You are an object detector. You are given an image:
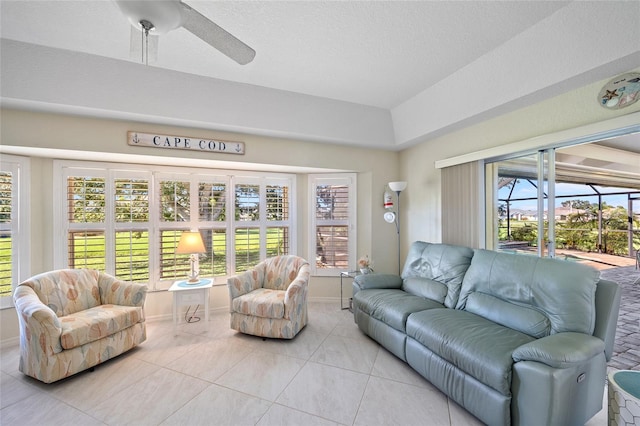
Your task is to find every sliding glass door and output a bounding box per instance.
[487,149,556,258]
[487,144,640,260]
[629,197,640,258]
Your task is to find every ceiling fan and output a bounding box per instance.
[114,0,256,65]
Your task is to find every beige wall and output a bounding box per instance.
[399,70,640,258]
[0,109,402,341]
[2,69,640,342]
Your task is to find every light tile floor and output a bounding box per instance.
[1,302,609,425]
[600,266,640,371]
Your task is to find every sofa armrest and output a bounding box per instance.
[353,274,402,291]
[512,332,605,368]
[98,273,147,307]
[593,279,621,361]
[13,285,63,355]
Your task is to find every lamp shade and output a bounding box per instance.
[176,231,206,254]
[388,181,407,192]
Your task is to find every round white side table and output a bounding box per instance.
[608,370,640,425]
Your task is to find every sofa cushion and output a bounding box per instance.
[354,289,443,333]
[21,269,102,316]
[457,249,599,335]
[60,304,144,350]
[406,308,534,395]
[402,277,447,304]
[401,241,474,308]
[232,288,285,319]
[263,256,308,291]
[466,292,550,338]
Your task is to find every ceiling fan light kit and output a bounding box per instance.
[115,1,183,34]
[115,0,255,65]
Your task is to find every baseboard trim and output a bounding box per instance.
[144,297,341,323]
[1,336,19,348]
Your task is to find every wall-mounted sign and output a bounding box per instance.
[127,131,245,155]
[598,72,640,110]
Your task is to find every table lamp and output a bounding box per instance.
[176,230,206,283]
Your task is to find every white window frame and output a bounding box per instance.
[112,170,153,282]
[263,176,295,258]
[308,173,357,276]
[230,175,296,273]
[54,160,296,290]
[0,154,30,309]
[193,174,231,279]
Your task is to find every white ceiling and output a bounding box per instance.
[1,0,639,150]
[0,0,573,109]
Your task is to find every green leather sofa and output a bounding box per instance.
[352,241,621,426]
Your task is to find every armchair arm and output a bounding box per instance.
[284,264,310,320]
[512,332,605,368]
[227,267,264,299]
[98,273,147,307]
[13,285,63,355]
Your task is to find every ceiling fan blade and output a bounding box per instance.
[180,2,256,65]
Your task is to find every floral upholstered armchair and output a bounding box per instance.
[13,269,147,383]
[227,255,310,339]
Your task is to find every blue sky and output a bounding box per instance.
[499,181,640,214]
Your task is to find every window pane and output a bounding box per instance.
[67,177,106,223]
[316,184,349,220]
[266,185,289,221]
[68,231,106,270]
[159,230,191,279]
[0,231,11,297]
[60,165,296,288]
[198,229,227,277]
[160,181,190,222]
[235,227,260,271]
[115,179,149,222]
[267,227,289,257]
[0,172,11,224]
[315,225,349,269]
[115,231,150,282]
[199,182,226,221]
[0,172,12,297]
[235,184,259,221]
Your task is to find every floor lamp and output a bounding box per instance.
[388,181,407,275]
